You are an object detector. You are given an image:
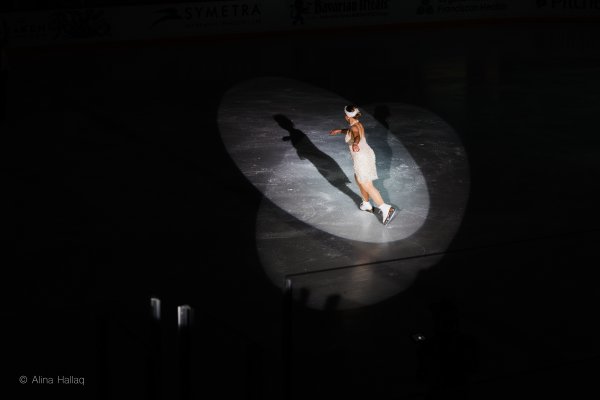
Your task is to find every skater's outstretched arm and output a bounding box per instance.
[329,128,348,135]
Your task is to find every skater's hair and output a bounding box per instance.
[344,105,362,119]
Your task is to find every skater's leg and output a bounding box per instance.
[355,174,374,212]
[361,180,397,225]
[360,180,384,207]
[355,174,370,202]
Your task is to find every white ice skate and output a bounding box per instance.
[378,204,398,226]
[359,201,374,213]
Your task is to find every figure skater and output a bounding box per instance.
[329,105,397,225]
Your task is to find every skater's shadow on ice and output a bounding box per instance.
[275,114,361,206]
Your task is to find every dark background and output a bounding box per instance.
[4,2,600,399]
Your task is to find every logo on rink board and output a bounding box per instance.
[289,0,391,24]
[50,9,111,39]
[537,0,600,8]
[417,0,435,14]
[416,0,508,15]
[151,1,261,29]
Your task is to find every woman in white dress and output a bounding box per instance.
[329,105,397,225]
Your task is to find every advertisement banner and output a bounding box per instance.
[1,1,599,48]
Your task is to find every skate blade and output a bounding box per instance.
[382,207,398,226]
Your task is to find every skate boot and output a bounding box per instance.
[378,203,398,226]
[359,201,374,213]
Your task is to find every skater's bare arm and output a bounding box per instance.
[329,128,349,135]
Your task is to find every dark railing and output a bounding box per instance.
[94,295,266,400]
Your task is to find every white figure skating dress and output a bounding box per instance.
[345,126,378,182]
